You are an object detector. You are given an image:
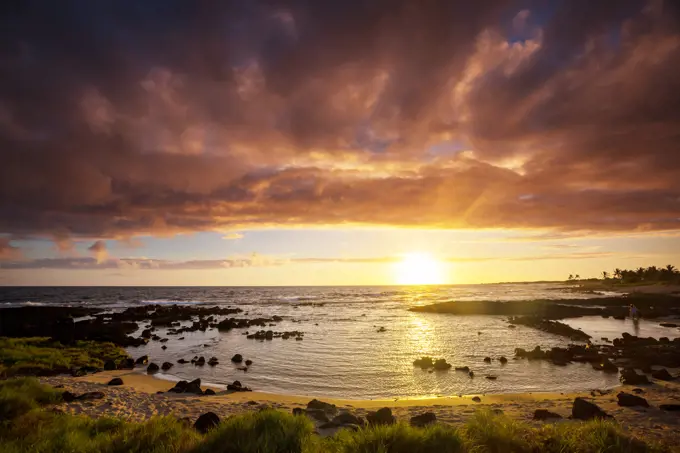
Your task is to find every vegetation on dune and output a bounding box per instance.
[0,337,129,378]
[0,378,662,453]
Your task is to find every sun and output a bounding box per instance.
[394,253,446,285]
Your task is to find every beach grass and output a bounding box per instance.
[0,378,661,453]
[0,337,129,377]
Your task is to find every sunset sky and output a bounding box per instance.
[1,1,679,286]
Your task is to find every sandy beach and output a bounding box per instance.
[41,370,680,449]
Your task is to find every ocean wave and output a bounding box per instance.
[138,299,206,306]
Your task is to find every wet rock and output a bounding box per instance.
[231,354,243,363]
[161,362,173,371]
[204,389,216,396]
[472,396,481,402]
[186,379,203,394]
[617,392,649,407]
[455,366,470,372]
[413,357,434,369]
[651,368,675,381]
[161,345,167,350]
[135,355,148,365]
[485,375,498,380]
[660,323,678,328]
[178,337,185,340]
[160,338,168,343]
[592,359,618,373]
[147,363,159,373]
[483,357,492,363]
[499,356,508,364]
[533,409,562,420]
[107,378,123,386]
[366,407,395,426]
[306,409,330,422]
[236,366,248,371]
[118,358,135,369]
[333,412,364,426]
[141,329,152,339]
[433,359,452,370]
[410,412,437,427]
[195,356,206,366]
[572,398,612,420]
[194,412,220,433]
[245,359,253,366]
[292,408,305,416]
[469,371,474,378]
[103,360,116,371]
[227,380,252,392]
[377,327,386,332]
[620,369,650,385]
[168,381,188,393]
[177,359,189,364]
[77,391,105,401]
[660,404,680,411]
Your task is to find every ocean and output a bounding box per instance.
[1,284,676,399]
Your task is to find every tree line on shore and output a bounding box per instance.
[567,265,679,284]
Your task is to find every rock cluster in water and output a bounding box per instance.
[413,357,452,370]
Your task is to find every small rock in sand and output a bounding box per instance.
[410,412,437,427]
[617,392,649,407]
[572,397,612,420]
[107,378,123,386]
[533,409,562,420]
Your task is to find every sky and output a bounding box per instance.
[1,0,679,286]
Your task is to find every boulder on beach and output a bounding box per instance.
[617,392,649,407]
[306,409,330,422]
[62,391,77,402]
[651,368,675,381]
[194,412,220,433]
[307,399,337,414]
[135,355,148,365]
[161,362,173,371]
[332,412,364,426]
[186,379,203,394]
[231,354,243,363]
[227,380,252,392]
[204,389,216,395]
[366,407,395,426]
[118,358,135,369]
[107,378,123,386]
[77,391,105,401]
[147,363,159,373]
[533,409,562,420]
[620,368,650,385]
[472,396,481,402]
[572,398,612,420]
[410,412,436,427]
[168,381,188,393]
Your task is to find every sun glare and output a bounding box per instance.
[394,253,446,285]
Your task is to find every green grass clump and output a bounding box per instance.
[0,379,663,453]
[0,377,63,422]
[0,337,129,377]
[197,409,317,453]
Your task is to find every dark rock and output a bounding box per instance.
[135,355,148,365]
[245,359,253,366]
[660,323,678,328]
[118,358,135,369]
[485,375,498,380]
[472,396,481,402]
[227,380,252,392]
[141,329,152,338]
[455,366,470,372]
[107,378,123,386]
[469,371,474,378]
[413,357,434,368]
[177,359,189,364]
[194,412,220,433]
[161,345,167,350]
[231,354,243,363]
[160,338,168,343]
[62,391,77,402]
[410,412,436,427]
[77,391,105,401]
[433,359,451,370]
[483,357,492,363]
[292,407,305,416]
[147,363,160,373]
[306,409,330,422]
[307,399,337,414]
[592,359,618,373]
[617,392,649,407]
[186,379,203,394]
[195,356,206,366]
[161,362,173,371]
[208,357,219,366]
[660,404,680,411]
[104,360,116,371]
[178,337,185,340]
[572,398,612,420]
[204,389,216,396]
[168,381,188,393]
[377,326,386,332]
[651,368,675,381]
[333,412,364,426]
[533,409,562,420]
[620,369,650,385]
[641,364,653,374]
[366,407,395,425]
[499,356,508,364]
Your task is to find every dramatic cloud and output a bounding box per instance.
[87,240,108,263]
[1,0,679,242]
[0,238,21,260]
[223,232,245,240]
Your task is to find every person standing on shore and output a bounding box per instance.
[629,304,640,320]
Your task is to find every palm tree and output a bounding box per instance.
[613,268,622,280]
[602,271,609,280]
[568,274,574,281]
[575,274,581,281]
